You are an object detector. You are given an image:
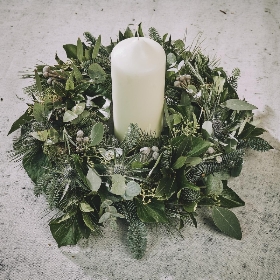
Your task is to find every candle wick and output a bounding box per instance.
[138,33,139,40]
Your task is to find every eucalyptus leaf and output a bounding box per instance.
[212,206,242,240]
[111,174,126,196]
[86,168,101,192]
[125,181,141,198]
[222,99,258,111]
[202,121,213,136]
[63,110,78,122]
[90,122,104,146]
[72,102,85,115]
[167,53,176,65]
[98,212,111,223]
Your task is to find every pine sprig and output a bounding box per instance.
[238,137,273,152]
[117,201,147,259]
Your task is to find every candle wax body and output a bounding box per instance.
[111,37,166,141]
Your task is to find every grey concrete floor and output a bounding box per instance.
[1,0,280,279]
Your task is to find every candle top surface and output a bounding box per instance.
[111,37,166,73]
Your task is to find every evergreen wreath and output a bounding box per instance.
[9,24,273,259]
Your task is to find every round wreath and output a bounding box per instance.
[9,24,272,259]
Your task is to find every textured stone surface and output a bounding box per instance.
[1,1,280,279]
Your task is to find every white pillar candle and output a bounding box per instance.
[111,37,166,141]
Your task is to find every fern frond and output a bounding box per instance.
[228,68,240,90]
[148,27,162,44]
[83,32,96,46]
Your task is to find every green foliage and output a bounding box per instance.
[9,25,272,258]
[212,206,242,240]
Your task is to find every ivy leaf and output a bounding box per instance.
[63,44,78,59]
[8,109,32,135]
[222,99,257,111]
[111,174,126,196]
[82,212,99,232]
[212,206,242,240]
[23,150,49,184]
[90,122,104,146]
[219,184,245,208]
[92,35,101,60]
[86,168,101,192]
[88,63,106,84]
[135,198,168,223]
[155,176,177,199]
[49,215,83,247]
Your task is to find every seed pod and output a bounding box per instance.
[47,78,52,85]
[140,147,151,155]
[174,81,181,87]
[43,65,50,73]
[152,151,159,160]
[151,146,159,152]
[43,72,49,78]
[76,130,84,137]
[83,137,89,143]
[76,137,83,143]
